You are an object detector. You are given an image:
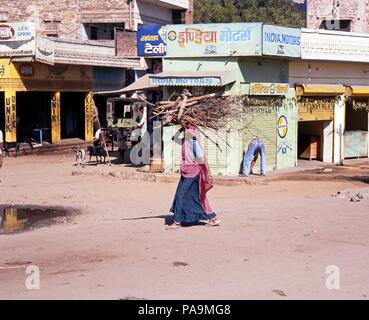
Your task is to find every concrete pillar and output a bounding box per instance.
[333,95,346,164]
[322,120,333,163]
[185,0,194,24]
[51,92,61,144]
[367,111,369,157]
[227,128,241,175]
[4,89,16,143]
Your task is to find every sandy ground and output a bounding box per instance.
[0,153,369,300]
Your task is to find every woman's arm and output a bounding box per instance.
[172,126,184,143]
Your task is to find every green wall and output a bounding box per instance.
[161,57,297,176]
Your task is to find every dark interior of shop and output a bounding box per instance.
[346,100,368,131]
[298,121,325,161]
[60,92,85,140]
[0,92,4,137]
[16,92,52,144]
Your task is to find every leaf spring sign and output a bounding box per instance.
[166,22,262,57]
[0,22,36,56]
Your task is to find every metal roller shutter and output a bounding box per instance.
[164,125,229,175]
[242,102,277,173]
[201,129,228,176]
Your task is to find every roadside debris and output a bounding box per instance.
[172,261,189,267]
[272,289,287,297]
[331,189,369,202]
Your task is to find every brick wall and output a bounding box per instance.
[115,29,137,57]
[0,0,132,40]
[185,0,193,24]
[307,0,369,33]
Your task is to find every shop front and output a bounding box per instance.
[158,71,238,175]
[159,22,300,176]
[0,58,95,144]
[344,86,369,159]
[296,84,345,163]
[243,83,297,173]
[160,78,297,176]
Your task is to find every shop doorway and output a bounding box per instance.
[16,92,52,143]
[60,92,85,140]
[345,99,369,158]
[298,120,333,162]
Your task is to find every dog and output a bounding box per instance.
[3,138,35,157]
[74,149,86,168]
[87,146,107,164]
[3,142,21,157]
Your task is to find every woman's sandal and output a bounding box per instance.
[206,218,222,227]
[166,222,181,230]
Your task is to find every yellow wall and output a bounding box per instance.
[0,58,93,92]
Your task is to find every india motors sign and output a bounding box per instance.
[262,25,301,58]
[0,22,36,57]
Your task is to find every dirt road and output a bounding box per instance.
[0,154,369,299]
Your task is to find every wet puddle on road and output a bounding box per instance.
[0,205,74,235]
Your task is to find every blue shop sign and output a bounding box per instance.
[137,24,166,57]
[149,77,222,86]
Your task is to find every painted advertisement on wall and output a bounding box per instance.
[262,25,301,58]
[137,24,166,57]
[250,83,290,95]
[166,22,262,57]
[35,37,55,65]
[277,98,298,169]
[0,22,36,56]
[0,58,93,91]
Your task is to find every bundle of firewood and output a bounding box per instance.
[153,91,243,130]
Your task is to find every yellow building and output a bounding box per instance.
[0,58,96,144]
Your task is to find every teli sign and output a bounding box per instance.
[137,24,166,57]
[0,22,36,56]
[166,22,263,57]
[262,25,301,58]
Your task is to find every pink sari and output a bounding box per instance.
[180,126,214,215]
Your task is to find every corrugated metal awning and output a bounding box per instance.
[345,86,369,97]
[94,74,158,95]
[296,84,345,96]
[94,70,238,95]
[149,71,237,87]
[11,56,35,63]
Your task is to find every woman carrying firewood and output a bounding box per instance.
[166,123,221,229]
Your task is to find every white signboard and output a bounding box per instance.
[35,37,55,65]
[0,22,36,56]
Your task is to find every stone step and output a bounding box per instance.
[3,141,91,157]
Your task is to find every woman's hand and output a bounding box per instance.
[209,175,214,185]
